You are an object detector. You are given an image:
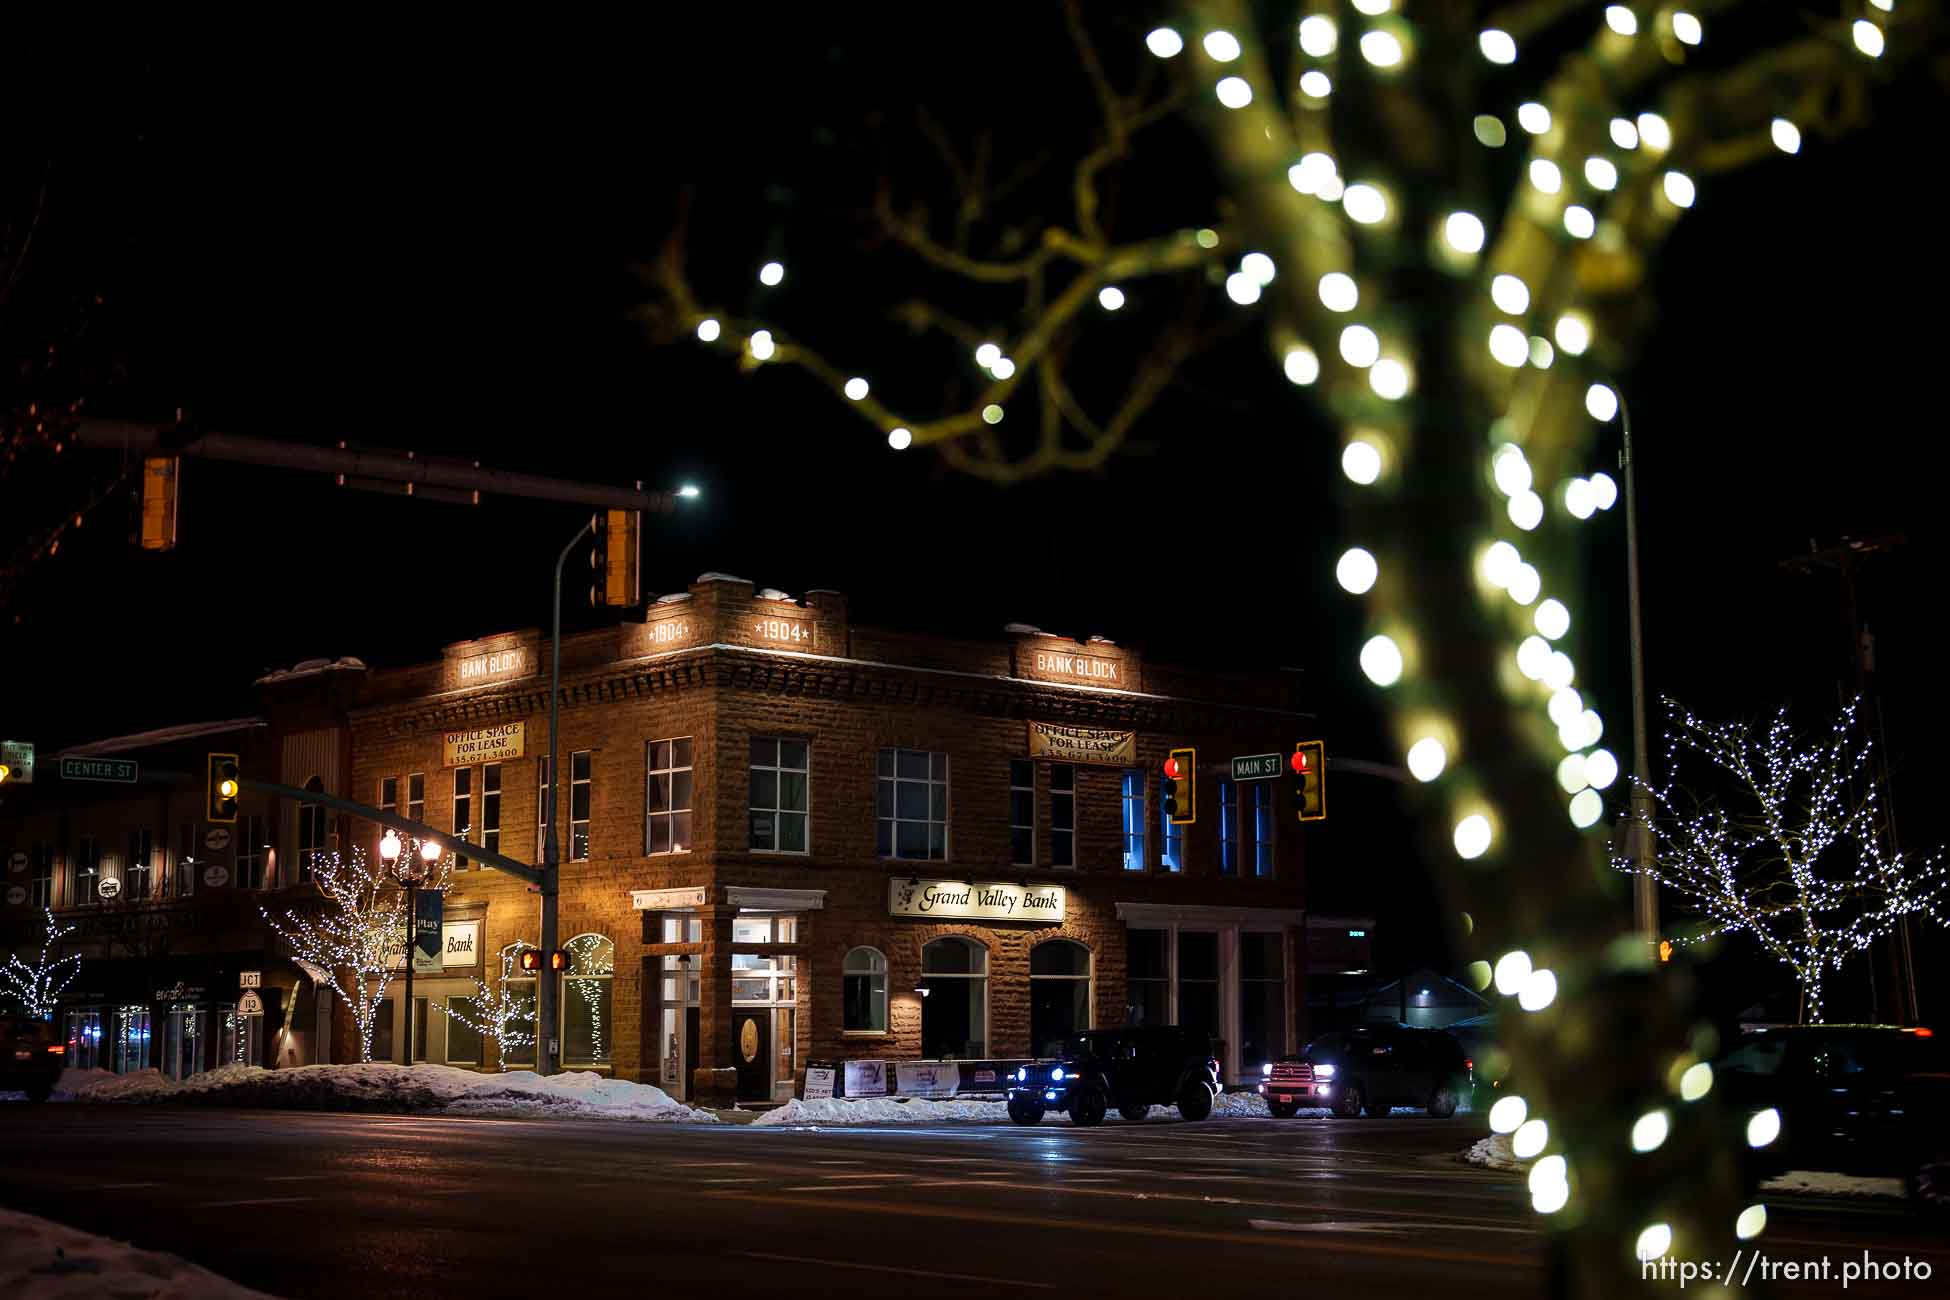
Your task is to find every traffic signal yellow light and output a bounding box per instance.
[590,509,641,608]
[1162,747,1196,824]
[208,752,240,823]
[1291,740,1326,821]
[140,456,180,552]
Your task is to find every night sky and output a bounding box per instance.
[6,12,1948,1006]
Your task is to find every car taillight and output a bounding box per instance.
[47,1044,64,1055]
[1906,1027,1935,1038]
[1464,1057,1474,1070]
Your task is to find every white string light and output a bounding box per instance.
[1145,28,1184,58]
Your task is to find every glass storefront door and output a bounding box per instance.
[164,1003,208,1080]
[731,912,798,1101]
[112,1006,151,1074]
[65,1008,104,1070]
[660,915,703,1096]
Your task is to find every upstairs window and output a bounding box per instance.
[1050,765,1075,868]
[1159,789,1184,873]
[645,739,694,855]
[125,829,153,900]
[750,738,809,853]
[1120,769,1147,871]
[482,763,502,855]
[569,751,592,861]
[1009,760,1036,866]
[877,748,947,860]
[452,767,473,869]
[297,776,328,881]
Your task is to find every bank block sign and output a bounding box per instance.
[889,878,1066,923]
[442,722,524,768]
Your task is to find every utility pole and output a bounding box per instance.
[1781,534,1916,1022]
[538,519,593,1077]
[1620,396,1659,945]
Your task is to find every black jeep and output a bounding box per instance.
[1006,1026,1219,1126]
[1,1016,63,1103]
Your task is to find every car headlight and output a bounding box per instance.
[1015,1067,1027,1082]
[1262,1063,1274,1078]
[1314,1063,1336,1079]
[1051,1066,1066,1082]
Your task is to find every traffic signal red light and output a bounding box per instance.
[1291,740,1326,822]
[1162,747,1196,824]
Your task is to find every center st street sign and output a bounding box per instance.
[1230,753,1283,781]
[59,756,139,784]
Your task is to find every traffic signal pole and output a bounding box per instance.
[539,518,593,1077]
[1621,396,1660,946]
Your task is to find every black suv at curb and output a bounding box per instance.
[1006,1026,1220,1126]
[1263,1024,1470,1118]
[2,1016,63,1103]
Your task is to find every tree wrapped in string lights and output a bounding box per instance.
[1,909,79,1019]
[433,942,537,1071]
[647,1,1943,1289]
[1620,697,1948,1024]
[262,840,454,1063]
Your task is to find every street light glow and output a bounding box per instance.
[677,484,702,500]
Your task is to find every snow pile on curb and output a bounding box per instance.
[1757,1170,1907,1199]
[1464,1132,1525,1172]
[0,1205,276,1299]
[51,1064,716,1122]
[1464,1131,1906,1199]
[752,1089,1286,1126]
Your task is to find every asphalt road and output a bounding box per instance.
[0,1106,1942,1298]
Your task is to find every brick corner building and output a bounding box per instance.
[324,573,1370,1100]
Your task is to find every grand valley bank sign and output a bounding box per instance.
[888,878,1066,923]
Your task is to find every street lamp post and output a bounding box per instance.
[385,834,441,1065]
[1620,396,1659,945]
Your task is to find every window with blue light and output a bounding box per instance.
[1252,781,1274,877]
[1159,792,1184,872]
[1120,770,1147,870]
[1218,780,1238,875]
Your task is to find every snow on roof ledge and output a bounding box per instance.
[1004,622,1044,635]
[254,656,369,687]
[654,591,692,604]
[62,717,268,757]
[755,588,794,602]
[696,571,752,585]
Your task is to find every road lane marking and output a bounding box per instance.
[192,1196,315,1209]
[696,1177,764,1184]
[735,1250,1054,1289]
[706,1192,1535,1268]
[1252,1218,1535,1237]
[97,1182,164,1190]
[264,1175,330,1182]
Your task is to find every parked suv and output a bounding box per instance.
[1006,1026,1220,1126]
[2,1016,63,1103]
[1263,1024,1470,1118]
[1716,1024,1950,1207]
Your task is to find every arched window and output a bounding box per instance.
[499,943,538,1068]
[1030,940,1092,1057]
[920,937,987,1059]
[297,776,328,882]
[842,947,888,1033]
[563,933,613,1067]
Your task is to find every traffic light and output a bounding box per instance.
[140,455,180,552]
[1658,939,1673,964]
[1162,747,1196,824]
[0,763,10,784]
[549,949,569,972]
[1291,740,1326,822]
[590,509,642,608]
[207,753,240,824]
[519,948,542,973]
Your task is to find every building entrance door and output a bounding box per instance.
[732,1010,770,1101]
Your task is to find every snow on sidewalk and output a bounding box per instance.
[1463,1131,1908,1199]
[50,1063,717,1123]
[0,1205,277,1299]
[752,1089,1286,1126]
